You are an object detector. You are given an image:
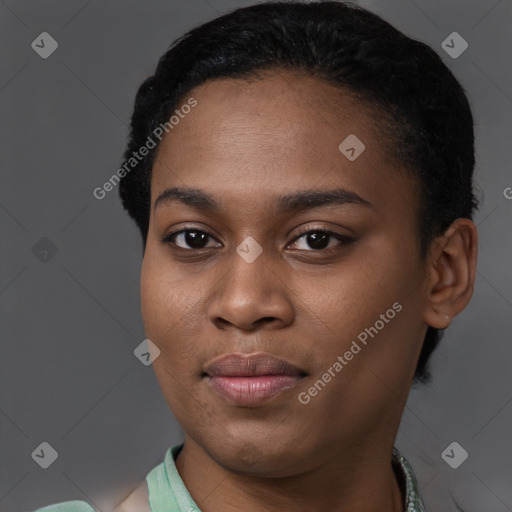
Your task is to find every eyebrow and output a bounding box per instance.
[153,186,373,215]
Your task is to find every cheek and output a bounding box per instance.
[140,248,200,365]
[298,248,417,339]
[295,243,424,386]
[140,251,205,415]
[140,253,169,340]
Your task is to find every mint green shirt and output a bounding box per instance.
[34,444,426,511]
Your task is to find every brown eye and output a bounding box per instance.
[289,228,354,251]
[163,229,220,250]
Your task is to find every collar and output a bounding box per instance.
[392,447,427,511]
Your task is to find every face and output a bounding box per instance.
[141,70,430,477]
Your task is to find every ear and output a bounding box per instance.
[422,218,478,329]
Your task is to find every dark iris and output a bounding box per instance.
[307,231,330,249]
[184,230,209,249]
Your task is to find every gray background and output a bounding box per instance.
[0,0,510,511]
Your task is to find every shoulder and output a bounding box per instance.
[31,480,150,512]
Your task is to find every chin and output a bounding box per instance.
[203,437,307,478]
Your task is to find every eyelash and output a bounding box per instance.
[161,226,354,253]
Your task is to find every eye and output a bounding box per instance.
[162,228,221,250]
[288,227,354,251]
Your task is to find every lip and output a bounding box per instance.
[203,352,307,406]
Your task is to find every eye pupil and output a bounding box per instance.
[307,232,329,249]
[185,230,208,248]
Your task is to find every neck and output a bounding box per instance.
[175,437,404,512]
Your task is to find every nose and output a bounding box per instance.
[208,247,294,332]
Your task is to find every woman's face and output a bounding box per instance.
[141,71,430,476]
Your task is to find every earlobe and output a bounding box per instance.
[422,218,478,330]
[429,309,451,329]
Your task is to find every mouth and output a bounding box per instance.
[202,352,308,406]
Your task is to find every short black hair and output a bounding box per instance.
[119,0,479,383]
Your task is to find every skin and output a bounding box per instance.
[138,70,478,512]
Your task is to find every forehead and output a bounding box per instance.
[150,71,415,219]
[159,71,380,157]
